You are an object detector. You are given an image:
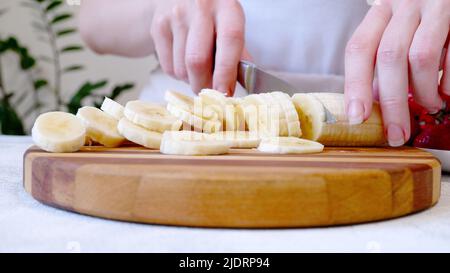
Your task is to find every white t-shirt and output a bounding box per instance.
[140,0,370,103]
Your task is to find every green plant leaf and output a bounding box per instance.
[34,79,48,90]
[60,45,83,53]
[108,83,134,100]
[0,40,6,53]
[5,37,18,49]
[0,37,36,70]
[62,65,84,73]
[0,98,26,135]
[67,80,108,114]
[19,53,36,70]
[45,0,63,12]
[51,13,72,24]
[56,28,76,37]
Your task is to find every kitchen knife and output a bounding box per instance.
[237,60,337,124]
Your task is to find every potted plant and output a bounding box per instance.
[0,0,134,135]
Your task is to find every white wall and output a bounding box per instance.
[0,0,157,132]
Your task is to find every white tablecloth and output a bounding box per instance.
[1,136,450,253]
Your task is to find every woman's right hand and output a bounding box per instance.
[151,0,248,96]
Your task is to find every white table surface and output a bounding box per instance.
[1,136,450,253]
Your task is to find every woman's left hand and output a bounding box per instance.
[344,0,449,147]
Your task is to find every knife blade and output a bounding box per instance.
[237,60,337,124]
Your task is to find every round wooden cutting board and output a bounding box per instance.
[23,146,441,228]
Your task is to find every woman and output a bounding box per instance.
[79,0,450,147]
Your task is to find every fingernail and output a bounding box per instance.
[387,124,405,147]
[347,100,364,125]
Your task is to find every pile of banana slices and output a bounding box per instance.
[32,89,386,155]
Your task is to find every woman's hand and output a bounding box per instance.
[345,0,449,147]
[151,0,248,95]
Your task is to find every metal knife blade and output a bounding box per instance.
[237,61,337,124]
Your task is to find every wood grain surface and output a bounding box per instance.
[23,145,442,228]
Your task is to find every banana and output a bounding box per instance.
[76,106,125,148]
[160,131,230,155]
[164,90,194,113]
[292,93,386,146]
[32,112,86,153]
[100,97,124,120]
[167,103,222,133]
[211,131,261,148]
[231,98,247,131]
[199,89,245,131]
[165,90,219,121]
[271,92,302,137]
[242,93,288,137]
[84,136,98,146]
[257,137,324,154]
[124,100,182,133]
[261,93,290,136]
[117,118,162,149]
[199,89,228,106]
[193,97,220,121]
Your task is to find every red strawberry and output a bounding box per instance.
[413,125,450,150]
[408,96,427,116]
[418,113,438,129]
[442,114,450,127]
[407,112,421,145]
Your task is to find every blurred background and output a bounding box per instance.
[0,0,157,135]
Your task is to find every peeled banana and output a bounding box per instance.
[242,92,299,137]
[257,137,324,154]
[124,100,182,133]
[200,89,243,131]
[117,118,162,149]
[211,131,261,148]
[292,93,386,146]
[32,112,86,153]
[32,87,392,155]
[160,131,230,155]
[167,103,222,133]
[76,106,125,148]
[101,97,124,120]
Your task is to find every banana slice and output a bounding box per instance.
[117,118,162,149]
[231,98,247,131]
[124,100,182,133]
[261,93,289,136]
[167,103,222,133]
[193,97,221,121]
[160,131,230,155]
[199,89,243,131]
[32,112,86,153]
[271,92,302,137]
[76,106,125,148]
[164,90,194,113]
[101,97,124,120]
[199,89,228,106]
[241,97,259,132]
[211,131,261,148]
[257,137,324,154]
[243,93,287,137]
[165,90,220,122]
[292,93,387,146]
